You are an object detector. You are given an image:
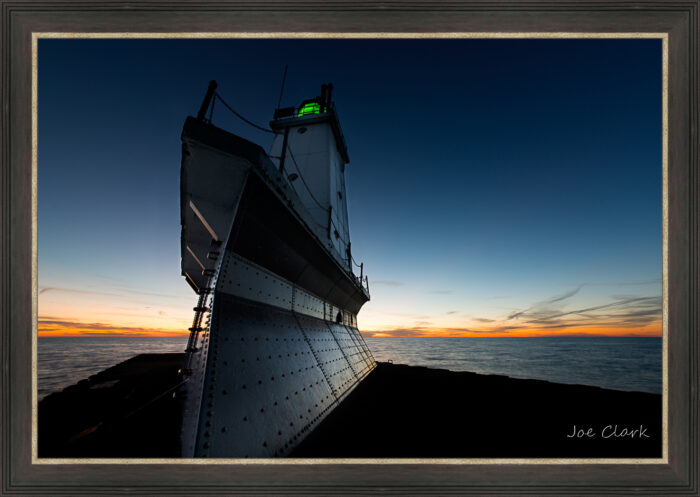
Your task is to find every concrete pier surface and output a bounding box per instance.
[38,354,661,459]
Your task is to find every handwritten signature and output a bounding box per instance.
[566,424,650,439]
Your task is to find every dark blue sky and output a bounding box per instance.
[38,38,662,337]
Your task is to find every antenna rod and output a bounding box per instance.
[197,80,218,121]
[320,84,327,112]
[326,82,333,107]
[276,65,288,109]
[279,127,290,175]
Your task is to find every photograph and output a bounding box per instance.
[36,37,664,460]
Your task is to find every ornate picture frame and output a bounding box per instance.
[2,2,697,495]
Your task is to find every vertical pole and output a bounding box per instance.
[279,127,290,174]
[197,80,218,121]
[327,83,333,106]
[327,206,333,240]
[276,64,288,109]
[320,84,328,112]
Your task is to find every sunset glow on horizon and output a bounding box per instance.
[37,275,663,338]
[361,325,662,339]
[38,281,662,338]
[37,313,662,338]
[37,316,661,339]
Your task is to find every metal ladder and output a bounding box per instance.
[182,240,222,375]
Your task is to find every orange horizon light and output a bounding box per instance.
[361,323,662,339]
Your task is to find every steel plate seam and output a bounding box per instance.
[291,312,340,401]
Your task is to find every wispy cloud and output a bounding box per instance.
[105,286,190,299]
[39,285,190,301]
[372,280,405,287]
[86,272,128,283]
[363,325,524,338]
[366,286,662,338]
[507,285,584,320]
[587,278,661,287]
[39,286,115,297]
[504,287,661,335]
[521,296,660,323]
[38,317,186,337]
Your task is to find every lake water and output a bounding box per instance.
[38,336,662,400]
[366,336,662,394]
[38,336,189,400]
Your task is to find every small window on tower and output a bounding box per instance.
[338,191,343,199]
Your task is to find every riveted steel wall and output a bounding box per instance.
[293,288,325,320]
[327,323,373,380]
[217,252,356,324]
[180,117,375,458]
[345,324,375,369]
[217,252,294,311]
[293,314,357,400]
[191,291,375,458]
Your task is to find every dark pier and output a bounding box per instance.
[39,353,185,458]
[39,354,662,459]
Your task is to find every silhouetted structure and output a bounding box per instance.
[178,81,375,457]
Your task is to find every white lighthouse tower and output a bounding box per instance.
[268,84,352,269]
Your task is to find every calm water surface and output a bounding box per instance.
[366,336,661,394]
[38,337,188,400]
[38,336,661,400]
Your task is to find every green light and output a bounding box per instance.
[298,102,321,116]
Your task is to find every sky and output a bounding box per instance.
[38,38,663,338]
